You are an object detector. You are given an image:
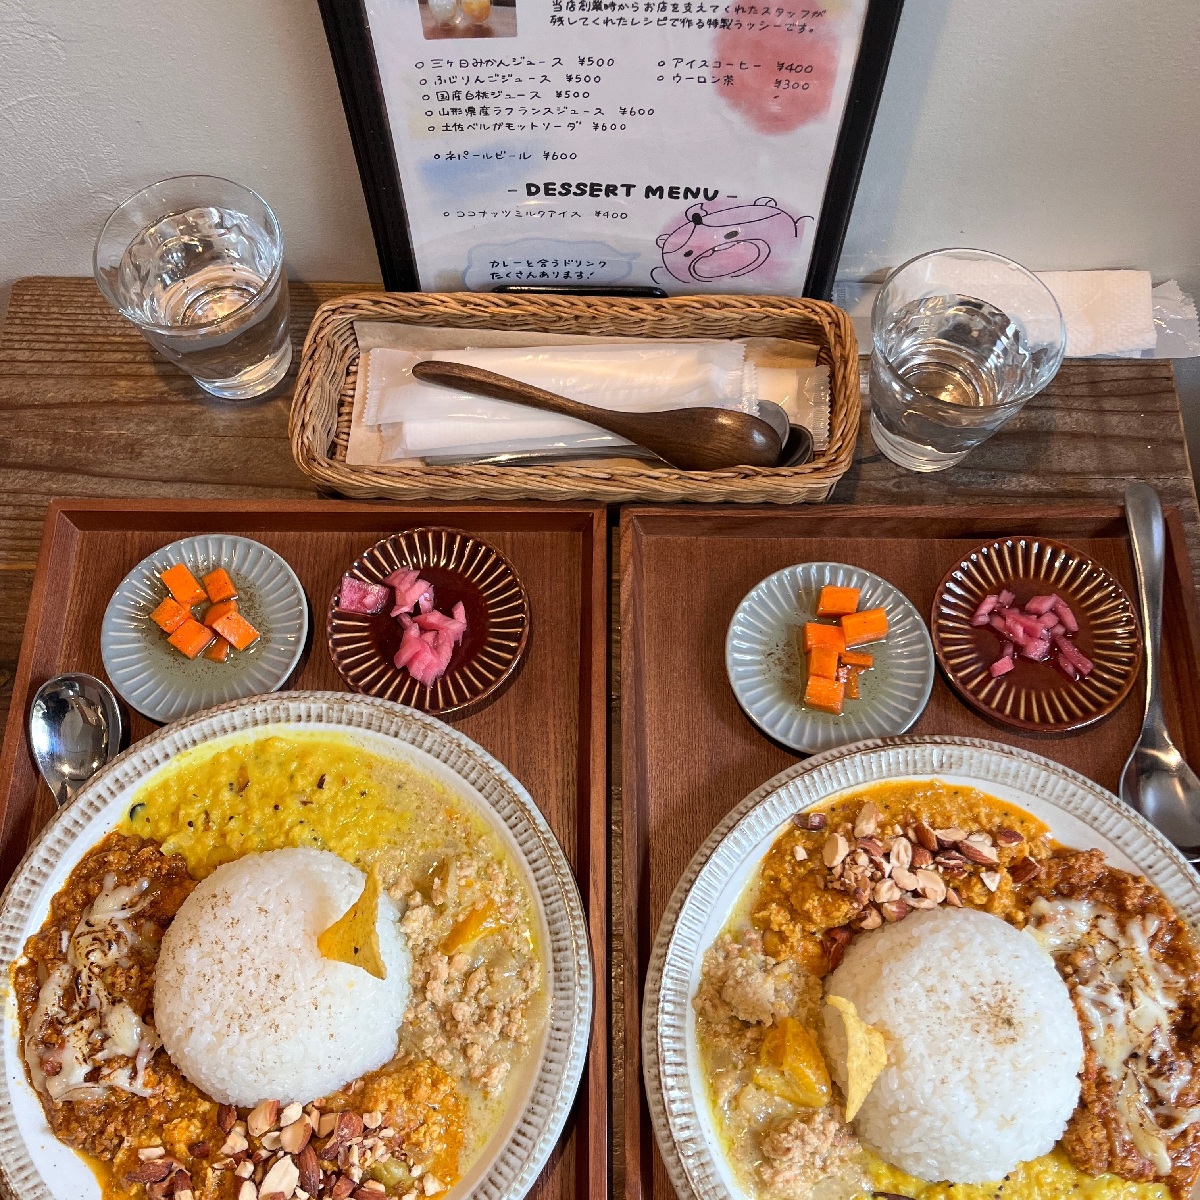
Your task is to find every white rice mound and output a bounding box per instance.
[154,847,411,1106]
[822,906,1082,1183]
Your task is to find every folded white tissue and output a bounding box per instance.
[368,341,754,459]
[1036,270,1156,357]
[356,333,834,464]
[836,268,1158,359]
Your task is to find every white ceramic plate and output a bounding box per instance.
[0,693,592,1200]
[726,562,934,754]
[642,737,1200,1200]
[100,534,308,723]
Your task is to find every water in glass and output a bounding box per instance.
[868,249,1065,473]
[878,295,1036,408]
[118,205,290,399]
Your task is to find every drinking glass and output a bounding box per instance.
[94,176,291,401]
[868,248,1065,472]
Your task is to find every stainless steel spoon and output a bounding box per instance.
[28,673,123,808]
[757,402,814,467]
[778,421,815,468]
[1120,483,1200,860]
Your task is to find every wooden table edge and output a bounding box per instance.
[0,502,74,867]
[580,504,610,1200]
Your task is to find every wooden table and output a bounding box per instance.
[4,278,1196,733]
[2,276,1198,1196]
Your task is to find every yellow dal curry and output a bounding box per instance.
[119,731,544,1168]
[696,781,1178,1200]
[13,731,547,1200]
[864,1147,1171,1200]
[121,731,502,888]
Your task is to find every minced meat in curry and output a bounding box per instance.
[693,780,1200,1200]
[1027,850,1200,1196]
[11,733,547,1200]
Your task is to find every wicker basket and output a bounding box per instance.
[290,292,859,504]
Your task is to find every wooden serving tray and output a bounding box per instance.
[618,502,1200,1200]
[0,498,607,1200]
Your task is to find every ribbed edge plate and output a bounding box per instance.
[931,537,1141,732]
[642,736,1200,1200]
[100,535,309,723]
[327,528,530,719]
[726,562,934,753]
[0,693,591,1200]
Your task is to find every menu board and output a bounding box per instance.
[358,0,878,295]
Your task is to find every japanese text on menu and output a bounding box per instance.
[365,0,868,294]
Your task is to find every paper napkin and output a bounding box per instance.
[1037,270,1156,357]
[834,268,1158,358]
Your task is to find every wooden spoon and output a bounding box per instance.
[411,359,782,471]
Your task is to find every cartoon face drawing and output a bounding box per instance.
[653,198,810,285]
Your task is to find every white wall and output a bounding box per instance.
[0,0,1197,310]
[842,0,1200,301]
[0,0,382,322]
